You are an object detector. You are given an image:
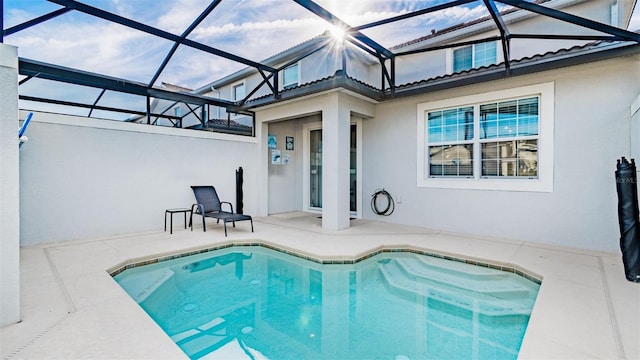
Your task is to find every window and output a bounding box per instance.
[232,82,245,101]
[417,82,554,192]
[283,63,299,89]
[453,41,497,72]
[427,107,474,177]
[479,97,539,177]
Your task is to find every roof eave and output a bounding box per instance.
[242,71,383,109]
[391,41,640,99]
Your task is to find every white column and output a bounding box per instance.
[0,43,21,326]
[322,93,351,230]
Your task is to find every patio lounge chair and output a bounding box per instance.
[190,186,253,236]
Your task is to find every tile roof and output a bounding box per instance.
[242,38,640,108]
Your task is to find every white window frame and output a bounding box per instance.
[232,81,246,101]
[282,62,300,90]
[417,82,554,192]
[449,41,498,73]
[303,118,363,218]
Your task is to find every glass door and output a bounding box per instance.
[309,129,322,209]
[349,124,357,212]
[308,125,357,212]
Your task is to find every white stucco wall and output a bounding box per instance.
[361,54,640,253]
[266,117,307,214]
[0,43,21,326]
[630,93,640,164]
[19,111,257,246]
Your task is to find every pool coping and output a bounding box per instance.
[108,240,543,285]
[2,215,638,359]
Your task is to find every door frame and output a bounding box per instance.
[302,118,362,218]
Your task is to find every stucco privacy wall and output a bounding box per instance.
[0,43,20,326]
[362,54,640,253]
[19,111,257,246]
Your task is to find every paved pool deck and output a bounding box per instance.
[1,213,639,359]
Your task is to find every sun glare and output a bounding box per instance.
[329,25,346,43]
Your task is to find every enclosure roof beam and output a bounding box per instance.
[292,0,394,59]
[19,58,237,108]
[48,0,277,73]
[3,7,72,38]
[149,0,222,87]
[354,0,476,31]
[484,0,511,73]
[497,0,640,43]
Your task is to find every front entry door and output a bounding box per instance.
[307,124,357,212]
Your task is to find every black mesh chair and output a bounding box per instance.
[190,186,253,236]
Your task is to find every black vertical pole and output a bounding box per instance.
[390,56,396,96]
[1,0,4,43]
[380,58,385,93]
[341,41,347,75]
[236,167,244,214]
[146,95,151,124]
[615,157,640,282]
[274,70,279,99]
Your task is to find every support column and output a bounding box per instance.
[255,118,269,216]
[322,93,351,230]
[0,43,21,326]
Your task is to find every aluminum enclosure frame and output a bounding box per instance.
[2,0,640,134]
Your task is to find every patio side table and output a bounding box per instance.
[165,208,191,234]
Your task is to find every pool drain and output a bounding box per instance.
[181,303,199,313]
[241,326,253,334]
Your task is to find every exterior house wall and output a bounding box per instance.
[361,54,640,253]
[254,91,375,219]
[209,45,343,106]
[19,111,257,246]
[299,46,342,83]
[266,116,315,214]
[361,0,615,87]
[631,93,640,164]
[504,1,612,59]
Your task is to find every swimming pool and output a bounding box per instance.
[113,245,540,359]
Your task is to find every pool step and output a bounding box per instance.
[414,255,507,278]
[116,268,174,303]
[396,257,531,297]
[377,260,534,316]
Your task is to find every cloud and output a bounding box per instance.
[9,18,169,82]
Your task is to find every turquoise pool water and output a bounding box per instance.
[114,246,540,359]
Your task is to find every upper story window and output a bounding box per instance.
[232,82,245,101]
[417,82,554,192]
[283,63,299,90]
[453,41,497,72]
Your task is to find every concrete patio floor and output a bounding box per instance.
[1,212,639,359]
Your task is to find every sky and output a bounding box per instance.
[0,0,532,89]
[3,0,640,100]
